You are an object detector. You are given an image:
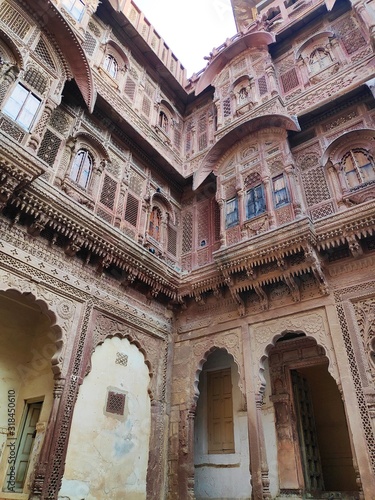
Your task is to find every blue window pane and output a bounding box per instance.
[273,175,289,208]
[246,185,266,219]
[225,198,239,228]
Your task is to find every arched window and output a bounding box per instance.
[62,0,85,20]
[149,207,162,241]
[103,54,118,79]
[159,111,169,132]
[342,149,375,188]
[70,149,93,188]
[310,48,331,73]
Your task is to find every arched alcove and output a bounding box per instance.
[60,336,151,499]
[0,289,60,495]
[262,332,359,497]
[194,348,251,500]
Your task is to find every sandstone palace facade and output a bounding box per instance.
[1,0,375,499]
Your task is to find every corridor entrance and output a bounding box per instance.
[269,335,359,498]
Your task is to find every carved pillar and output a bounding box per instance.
[269,361,303,493]
[242,323,265,500]
[161,211,169,255]
[331,161,350,209]
[88,159,104,199]
[297,57,309,87]
[28,99,57,152]
[177,406,196,500]
[34,302,93,499]
[265,65,278,96]
[352,0,375,36]
[146,400,166,500]
[255,394,272,499]
[30,378,66,498]
[0,67,18,106]
[262,175,276,229]
[285,164,303,218]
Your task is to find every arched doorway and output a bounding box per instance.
[268,333,359,498]
[0,290,57,496]
[60,335,151,499]
[194,348,251,500]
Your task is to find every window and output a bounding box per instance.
[3,83,41,130]
[70,149,93,188]
[149,207,161,241]
[62,0,85,20]
[273,175,290,208]
[207,368,235,454]
[310,48,331,73]
[7,402,42,492]
[342,149,375,188]
[158,111,169,132]
[225,197,238,228]
[245,185,266,219]
[103,54,118,79]
[238,87,248,103]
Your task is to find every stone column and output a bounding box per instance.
[177,406,196,500]
[28,99,57,152]
[242,322,265,500]
[146,400,167,500]
[327,162,347,210]
[262,175,276,229]
[285,164,303,218]
[265,65,278,96]
[30,378,66,498]
[0,67,18,106]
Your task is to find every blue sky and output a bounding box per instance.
[134,0,237,76]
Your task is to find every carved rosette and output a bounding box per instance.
[252,311,339,394]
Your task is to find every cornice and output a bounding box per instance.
[10,178,180,300]
[315,200,375,250]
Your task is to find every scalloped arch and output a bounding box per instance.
[253,312,340,396]
[105,39,130,69]
[89,331,155,399]
[0,288,63,378]
[192,344,244,407]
